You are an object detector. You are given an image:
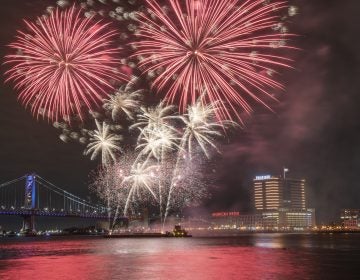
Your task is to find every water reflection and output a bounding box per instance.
[1,234,360,280]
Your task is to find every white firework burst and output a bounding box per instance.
[103,81,143,121]
[85,120,123,165]
[136,125,181,161]
[123,161,159,215]
[180,98,236,158]
[131,101,180,133]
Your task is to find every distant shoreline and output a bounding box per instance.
[1,230,360,239]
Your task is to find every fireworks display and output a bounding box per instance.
[132,102,179,132]
[85,120,123,165]
[122,160,159,215]
[5,5,127,121]
[134,0,294,122]
[180,97,236,158]
[4,0,297,224]
[90,149,209,227]
[136,125,179,162]
[103,80,143,121]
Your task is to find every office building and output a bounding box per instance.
[254,175,306,210]
[253,174,314,229]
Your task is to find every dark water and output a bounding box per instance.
[1,233,360,280]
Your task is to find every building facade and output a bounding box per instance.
[254,175,306,210]
[341,209,360,229]
[210,209,315,230]
[253,175,314,229]
[254,175,282,210]
[211,212,263,230]
[261,208,316,229]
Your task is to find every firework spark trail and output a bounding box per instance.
[90,154,159,225]
[85,120,123,165]
[130,101,180,138]
[136,121,182,222]
[109,164,126,228]
[163,97,236,225]
[161,156,208,210]
[90,162,130,228]
[103,79,143,121]
[134,0,294,123]
[136,125,181,162]
[180,98,236,158]
[5,6,127,121]
[123,161,159,216]
[131,102,183,221]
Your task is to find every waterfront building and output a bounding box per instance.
[340,209,360,229]
[253,175,306,210]
[254,175,282,210]
[210,209,316,230]
[210,212,263,230]
[260,208,316,230]
[252,174,314,229]
[208,173,314,231]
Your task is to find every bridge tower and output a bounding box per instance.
[21,174,36,234]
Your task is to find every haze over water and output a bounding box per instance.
[1,233,360,280]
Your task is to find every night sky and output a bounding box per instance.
[0,0,359,224]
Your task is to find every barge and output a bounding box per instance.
[105,225,192,238]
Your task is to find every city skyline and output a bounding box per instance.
[0,0,359,225]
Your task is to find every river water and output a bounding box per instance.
[1,233,360,280]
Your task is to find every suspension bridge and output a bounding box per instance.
[0,174,125,233]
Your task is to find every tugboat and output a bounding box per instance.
[167,225,192,237]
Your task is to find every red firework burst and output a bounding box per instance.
[5,6,127,122]
[134,0,295,123]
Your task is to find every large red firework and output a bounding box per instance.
[5,6,127,121]
[134,0,294,122]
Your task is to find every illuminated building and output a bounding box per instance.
[253,174,314,229]
[286,178,306,209]
[253,175,306,210]
[210,212,263,230]
[209,174,314,231]
[260,208,315,229]
[254,175,282,210]
[280,208,315,229]
[210,209,315,230]
[341,209,360,229]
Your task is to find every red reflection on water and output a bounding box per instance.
[0,255,104,280]
[0,238,313,280]
[135,247,310,280]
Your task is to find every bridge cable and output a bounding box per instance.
[0,176,26,189]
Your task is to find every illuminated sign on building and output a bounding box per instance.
[255,175,271,180]
[212,212,240,217]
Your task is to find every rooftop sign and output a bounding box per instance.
[212,212,240,217]
[255,175,271,180]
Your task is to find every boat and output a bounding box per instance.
[105,225,192,238]
[171,225,192,237]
